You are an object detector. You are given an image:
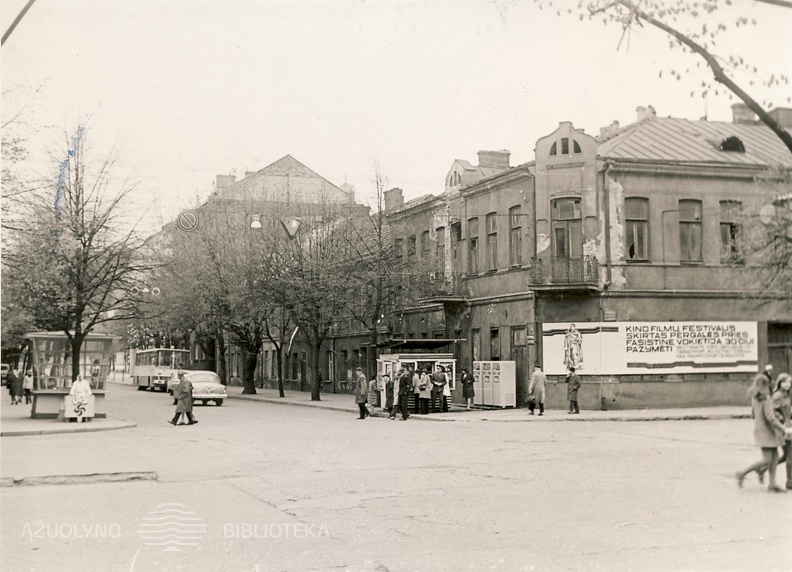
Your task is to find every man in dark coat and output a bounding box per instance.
[8,368,22,405]
[353,367,369,419]
[397,366,413,420]
[567,367,581,414]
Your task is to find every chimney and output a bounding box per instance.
[342,182,356,204]
[384,187,404,211]
[599,120,620,139]
[768,107,792,128]
[215,174,236,190]
[636,105,656,122]
[731,103,756,124]
[477,149,511,169]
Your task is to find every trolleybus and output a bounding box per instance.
[130,348,190,391]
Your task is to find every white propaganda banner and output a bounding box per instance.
[541,321,758,375]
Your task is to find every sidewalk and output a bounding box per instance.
[0,394,136,437]
[223,385,751,423]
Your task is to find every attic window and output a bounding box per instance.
[719,136,745,153]
[573,140,581,154]
[550,142,557,156]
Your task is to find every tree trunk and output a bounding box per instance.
[70,334,84,383]
[216,332,227,386]
[311,338,322,401]
[242,351,257,394]
[275,348,285,397]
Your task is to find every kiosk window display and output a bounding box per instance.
[377,353,457,413]
[18,331,116,419]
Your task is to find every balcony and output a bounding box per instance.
[414,272,468,303]
[529,256,599,291]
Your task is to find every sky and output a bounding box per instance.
[2,0,791,235]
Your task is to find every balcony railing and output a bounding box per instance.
[412,271,468,300]
[529,256,599,289]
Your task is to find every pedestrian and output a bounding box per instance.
[431,365,447,412]
[383,374,394,419]
[566,367,581,414]
[389,371,401,419]
[7,367,20,405]
[755,372,792,490]
[367,374,380,413]
[418,367,432,415]
[528,365,548,416]
[397,366,413,420]
[353,367,369,420]
[412,365,421,414]
[461,367,475,410]
[69,374,93,423]
[23,370,34,404]
[170,371,197,426]
[736,370,792,492]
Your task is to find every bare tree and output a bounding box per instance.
[2,125,147,380]
[547,0,792,152]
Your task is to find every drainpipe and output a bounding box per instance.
[601,161,613,286]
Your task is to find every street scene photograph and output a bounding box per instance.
[1,1,791,571]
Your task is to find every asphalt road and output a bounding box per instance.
[0,383,789,572]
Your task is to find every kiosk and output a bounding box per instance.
[376,339,458,413]
[19,331,117,420]
[473,360,517,408]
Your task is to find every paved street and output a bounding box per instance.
[1,383,789,572]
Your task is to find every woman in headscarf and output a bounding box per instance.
[69,374,93,423]
[736,371,792,492]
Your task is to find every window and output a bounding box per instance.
[720,200,742,263]
[625,198,649,261]
[421,230,431,261]
[573,140,582,154]
[435,227,445,278]
[451,223,462,275]
[512,326,526,346]
[407,235,416,262]
[509,206,522,267]
[679,200,702,262]
[561,137,569,155]
[394,238,403,265]
[468,217,479,274]
[549,142,557,156]
[486,212,498,271]
[551,198,582,259]
[490,328,500,360]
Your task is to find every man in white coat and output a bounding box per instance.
[528,366,549,416]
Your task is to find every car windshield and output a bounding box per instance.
[188,373,220,384]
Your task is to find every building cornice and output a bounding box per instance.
[601,158,776,180]
[460,165,534,200]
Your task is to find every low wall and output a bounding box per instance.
[543,379,752,410]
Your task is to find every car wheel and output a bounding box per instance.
[215,399,223,406]
[137,385,146,391]
[201,400,207,406]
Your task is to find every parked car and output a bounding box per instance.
[1,364,9,386]
[169,370,226,406]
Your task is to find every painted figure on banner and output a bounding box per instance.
[563,323,583,371]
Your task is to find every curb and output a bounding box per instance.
[0,417,137,437]
[1,471,158,488]
[226,394,751,423]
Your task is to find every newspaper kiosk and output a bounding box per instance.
[376,339,458,413]
[19,331,117,420]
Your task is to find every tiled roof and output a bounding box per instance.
[597,117,792,167]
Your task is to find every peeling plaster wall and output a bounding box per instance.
[606,174,626,287]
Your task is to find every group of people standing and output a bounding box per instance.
[736,364,792,492]
[353,364,476,420]
[6,368,33,405]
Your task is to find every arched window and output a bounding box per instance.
[573,140,581,154]
[549,142,557,156]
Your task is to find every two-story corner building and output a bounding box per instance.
[381,106,792,410]
[534,105,792,410]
